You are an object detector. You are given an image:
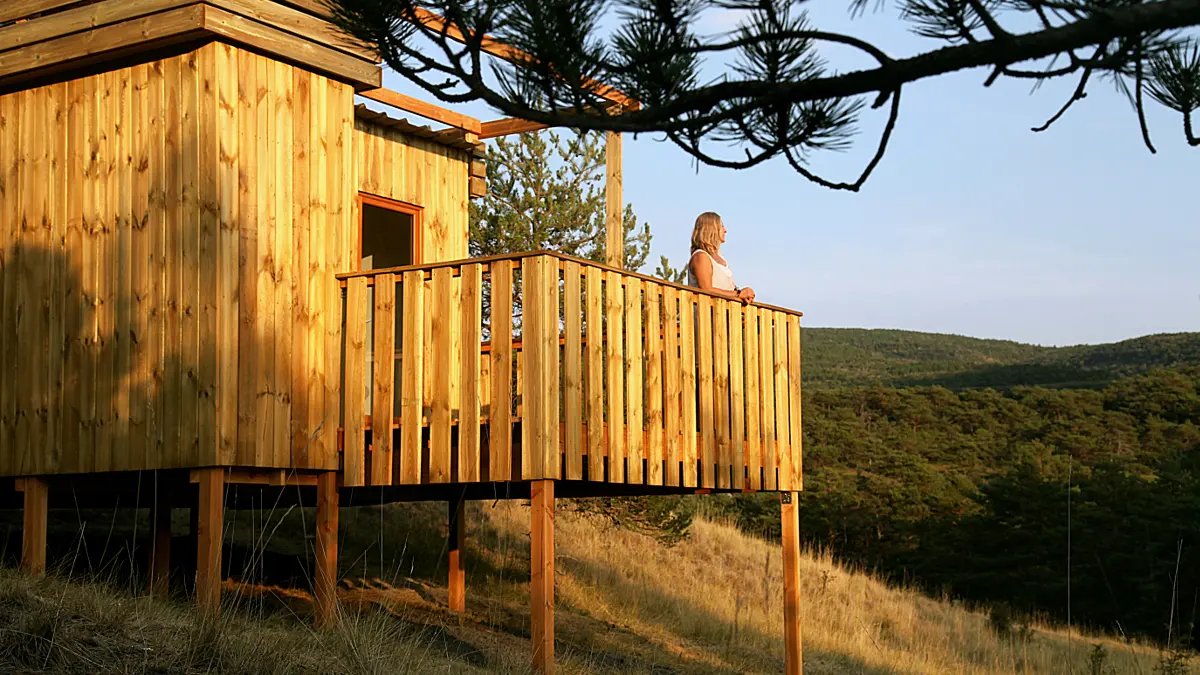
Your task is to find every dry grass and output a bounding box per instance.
[0,498,1181,675]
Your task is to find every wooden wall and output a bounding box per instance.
[0,41,476,478]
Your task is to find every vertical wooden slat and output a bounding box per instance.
[678,291,696,488]
[325,80,352,475]
[0,93,19,475]
[291,68,312,466]
[488,261,512,481]
[400,269,424,484]
[744,306,762,490]
[272,59,294,468]
[522,256,558,480]
[236,49,258,468]
[308,72,330,470]
[196,47,219,467]
[343,278,367,486]
[24,86,47,475]
[48,83,68,473]
[459,264,482,482]
[604,271,624,483]
[661,287,681,487]
[115,66,133,470]
[728,304,746,490]
[624,277,643,484]
[548,262,560,480]
[787,314,804,491]
[430,266,454,482]
[584,266,604,481]
[63,78,86,473]
[759,308,777,491]
[370,273,395,486]
[774,313,792,491]
[161,56,182,471]
[94,75,115,472]
[129,64,151,470]
[696,295,715,489]
[253,53,274,468]
[14,88,37,475]
[643,285,663,485]
[713,300,731,489]
[563,261,583,481]
[216,44,239,466]
[147,60,166,468]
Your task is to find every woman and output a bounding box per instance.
[687,211,756,304]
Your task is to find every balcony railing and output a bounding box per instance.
[336,251,802,491]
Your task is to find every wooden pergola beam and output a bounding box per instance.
[359,87,482,134]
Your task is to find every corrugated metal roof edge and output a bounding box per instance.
[353,104,487,157]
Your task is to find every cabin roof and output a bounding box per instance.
[354,104,487,157]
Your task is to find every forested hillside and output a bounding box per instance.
[707,363,1200,650]
[801,328,1200,389]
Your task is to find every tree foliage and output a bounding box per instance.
[327,0,1200,190]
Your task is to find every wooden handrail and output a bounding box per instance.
[337,249,804,318]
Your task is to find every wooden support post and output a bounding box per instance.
[315,471,339,627]
[605,131,623,269]
[20,478,49,576]
[148,490,172,599]
[195,467,225,613]
[781,491,803,675]
[530,480,555,673]
[448,498,466,612]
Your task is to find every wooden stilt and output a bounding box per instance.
[781,491,803,675]
[195,467,225,612]
[530,479,555,674]
[148,487,172,599]
[448,497,465,612]
[314,471,339,627]
[20,478,49,576]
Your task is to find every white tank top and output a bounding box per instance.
[687,249,735,291]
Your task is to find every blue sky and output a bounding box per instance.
[371,4,1198,347]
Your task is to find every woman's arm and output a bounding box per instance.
[689,251,752,304]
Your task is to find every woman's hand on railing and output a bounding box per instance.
[736,286,756,305]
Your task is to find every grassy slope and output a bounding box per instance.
[0,502,1166,675]
[801,328,1200,389]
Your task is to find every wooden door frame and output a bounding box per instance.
[357,192,424,271]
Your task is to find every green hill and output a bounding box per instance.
[800,328,1200,389]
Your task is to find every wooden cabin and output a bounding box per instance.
[0,1,805,673]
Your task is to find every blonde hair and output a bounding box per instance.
[690,211,723,255]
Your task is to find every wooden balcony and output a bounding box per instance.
[336,251,803,492]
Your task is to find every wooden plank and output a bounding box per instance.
[787,315,804,491]
[713,300,731,489]
[521,258,542,479]
[207,0,377,62]
[146,59,166,468]
[774,312,792,491]
[488,261,512,481]
[729,304,746,490]
[0,0,189,53]
[547,260,560,480]
[49,82,69,473]
[759,308,777,491]
[624,276,643,484]
[678,291,696,488]
[114,65,134,470]
[197,45,220,467]
[399,269,424,484]
[216,43,239,466]
[230,47,253,466]
[93,75,115,473]
[0,0,92,25]
[0,5,209,90]
[129,63,152,469]
[661,287,681,487]
[359,88,481,134]
[781,492,803,675]
[744,306,762,490]
[563,261,583,481]
[201,5,382,89]
[62,77,87,473]
[0,92,17,475]
[252,53,274,468]
[604,271,624,482]
[162,55,184,469]
[584,266,604,482]
[644,284,663,486]
[370,273,395,485]
[343,277,367,486]
[458,263,482,482]
[23,87,46,475]
[604,132,622,268]
[429,266,454,482]
[530,479,556,674]
[290,67,312,466]
[324,78,352,475]
[695,294,715,489]
[307,71,329,469]
[271,58,293,468]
